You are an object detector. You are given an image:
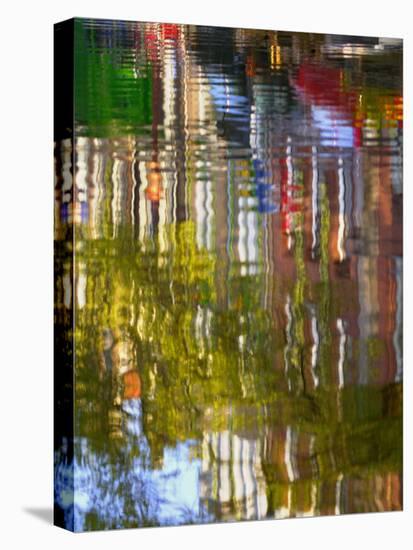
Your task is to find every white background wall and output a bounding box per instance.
[0,0,410,548]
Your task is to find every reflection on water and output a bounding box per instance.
[54,19,402,531]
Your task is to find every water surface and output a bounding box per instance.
[54,19,402,531]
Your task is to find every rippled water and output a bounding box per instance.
[54,18,402,531]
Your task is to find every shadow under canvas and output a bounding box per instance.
[24,508,53,525]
